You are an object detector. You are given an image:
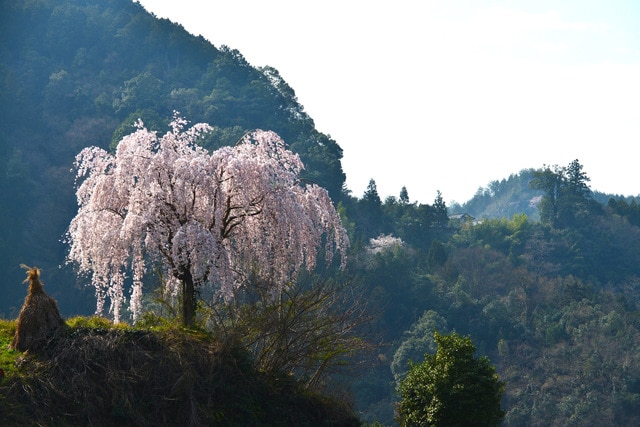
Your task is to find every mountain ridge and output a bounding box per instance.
[450,167,640,220]
[0,0,344,315]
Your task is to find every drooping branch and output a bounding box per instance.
[96,206,127,220]
[222,194,265,238]
[67,116,348,324]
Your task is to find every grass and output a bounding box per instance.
[0,319,20,378]
[65,315,126,329]
[0,315,361,426]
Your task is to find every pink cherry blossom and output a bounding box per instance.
[66,113,349,323]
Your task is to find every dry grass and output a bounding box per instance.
[11,265,64,353]
[0,317,361,426]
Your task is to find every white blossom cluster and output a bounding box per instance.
[367,234,404,254]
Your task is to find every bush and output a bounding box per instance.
[0,317,361,426]
[396,332,505,427]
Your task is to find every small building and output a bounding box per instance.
[449,213,483,226]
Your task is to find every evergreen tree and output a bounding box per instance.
[397,332,505,427]
[359,179,384,237]
[530,165,564,226]
[532,159,597,228]
[433,190,449,227]
[400,186,410,205]
[363,179,382,208]
[565,159,591,198]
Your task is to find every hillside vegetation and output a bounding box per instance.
[0,0,345,315]
[4,1,640,425]
[0,317,359,426]
[337,162,640,425]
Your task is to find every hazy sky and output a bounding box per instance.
[136,0,640,204]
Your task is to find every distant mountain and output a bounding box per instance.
[450,168,638,221]
[0,0,345,315]
[450,169,542,220]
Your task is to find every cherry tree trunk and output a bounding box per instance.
[181,271,196,327]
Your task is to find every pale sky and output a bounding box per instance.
[136,0,640,204]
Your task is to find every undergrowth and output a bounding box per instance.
[0,316,360,426]
[0,320,19,378]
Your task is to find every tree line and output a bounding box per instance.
[341,159,640,425]
[4,0,640,424]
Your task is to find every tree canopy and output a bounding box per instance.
[0,0,347,316]
[66,115,348,325]
[396,332,505,427]
[530,159,600,227]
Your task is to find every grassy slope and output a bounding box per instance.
[0,317,360,426]
[0,321,19,379]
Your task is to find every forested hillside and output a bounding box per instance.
[0,0,344,316]
[450,168,636,221]
[339,162,640,425]
[4,1,640,425]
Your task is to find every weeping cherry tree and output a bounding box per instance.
[66,114,348,325]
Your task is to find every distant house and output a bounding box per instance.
[448,213,483,226]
